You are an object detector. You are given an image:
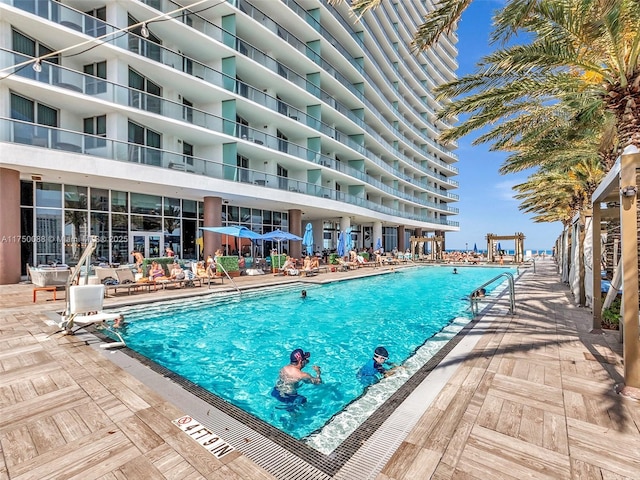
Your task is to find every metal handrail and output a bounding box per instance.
[212,263,241,295]
[469,272,516,317]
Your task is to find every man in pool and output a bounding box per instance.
[271,348,322,407]
[357,346,397,386]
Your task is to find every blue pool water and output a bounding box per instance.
[113,266,514,452]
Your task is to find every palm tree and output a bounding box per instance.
[436,1,640,157]
[335,0,640,155]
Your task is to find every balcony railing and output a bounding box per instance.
[1,118,459,226]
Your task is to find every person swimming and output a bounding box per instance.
[357,346,397,386]
[271,348,321,408]
[301,290,307,299]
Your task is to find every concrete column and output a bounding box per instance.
[397,225,406,252]
[288,209,302,259]
[0,168,21,284]
[373,221,383,250]
[339,216,351,232]
[203,196,222,258]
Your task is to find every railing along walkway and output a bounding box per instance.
[379,258,637,479]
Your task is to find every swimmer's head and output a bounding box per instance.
[290,348,310,363]
[374,346,389,361]
[301,290,307,298]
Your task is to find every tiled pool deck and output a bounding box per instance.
[1,259,639,479]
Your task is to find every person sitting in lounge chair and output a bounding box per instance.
[169,261,185,280]
[149,261,168,281]
[375,250,383,267]
[301,256,314,275]
[311,256,320,269]
[281,256,299,276]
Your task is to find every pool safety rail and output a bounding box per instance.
[214,262,241,295]
[469,272,515,317]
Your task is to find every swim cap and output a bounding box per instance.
[290,348,310,363]
[374,346,389,358]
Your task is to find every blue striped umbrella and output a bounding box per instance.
[302,223,314,255]
[337,231,346,257]
[375,237,382,251]
[345,227,353,252]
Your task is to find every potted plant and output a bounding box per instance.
[216,256,240,277]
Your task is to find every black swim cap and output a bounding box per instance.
[374,346,389,358]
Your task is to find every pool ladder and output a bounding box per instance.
[214,262,241,295]
[469,272,515,317]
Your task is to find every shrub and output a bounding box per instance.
[216,256,239,274]
[602,297,621,329]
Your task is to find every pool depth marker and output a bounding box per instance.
[172,415,235,458]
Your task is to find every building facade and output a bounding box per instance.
[0,0,459,284]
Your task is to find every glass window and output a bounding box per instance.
[272,212,281,227]
[262,210,272,224]
[90,188,109,211]
[183,199,196,218]
[83,61,107,95]
[35,208,62,265]
[130,193,160,215]
[111,213,128,265]
[251,209,262,224]
[165,218,181,257]
[240,207,251,223]
[198,201,204,220]
[164,197,181,217]
[182,219,197,259]
[64,185,87,209]
[111,190,128,212]
[35,182,61,208]
[21,207,33,273]
[90,212,109,262]
[20,180,33,206]
[131,215,161,231]
[64,210,88,265]
[11,93,33,122]
[164,217,180,236]
[83,115,106,148]
[227,206,239,223]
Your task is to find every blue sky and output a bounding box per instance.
[443,0,562,252]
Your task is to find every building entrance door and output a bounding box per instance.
[130,232,162,260]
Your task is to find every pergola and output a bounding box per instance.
[409,235,444,261]
[591,147,640,396]
[486,233,526,263]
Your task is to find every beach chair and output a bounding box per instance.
[59,284,125,348]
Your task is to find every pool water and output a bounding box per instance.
[113,266,513,452]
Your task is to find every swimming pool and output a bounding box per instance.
[112,266,514,454]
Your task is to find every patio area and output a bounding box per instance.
[1,258,638,479]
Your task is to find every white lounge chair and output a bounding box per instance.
[59,284,125,348]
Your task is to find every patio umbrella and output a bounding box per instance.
[375,237,382,251]
[497,242,502,253]
[201,225,262,239]
[302,223,314,255]
[200,225,262,256]
[337,231,346,257]
[473,243,478,253]
[345,227,353,253]
[260,229,302,255]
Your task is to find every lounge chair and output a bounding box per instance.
[59,284,125,348]
[94,265,119,284]
[105,268,155,295]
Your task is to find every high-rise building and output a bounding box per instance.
[0,0,459,284]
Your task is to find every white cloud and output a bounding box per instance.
[493,178,522,202]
